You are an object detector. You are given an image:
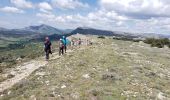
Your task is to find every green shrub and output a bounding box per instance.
[113,37,140,42]
[144,38,170,48]
[168,43,170,48]
[20,55,25,59]
[151,42,164,48]
[98,36,105,39]
[161,38,169,45]
[133,39,140,42]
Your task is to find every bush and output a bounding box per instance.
[20,55,25,59]
[166,42,170,48]
[132,39,140,42]
[98,36,105,39]
[8,43,25,49]
[144,38,170,48]
[161,38,169,45]
[113,37,140,42]
[151,41,164,48]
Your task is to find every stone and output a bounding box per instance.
[157,92,166,100]
[82,74,90,79]
[61,85,66,89]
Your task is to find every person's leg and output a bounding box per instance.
[61,47,64,55]
[59,48,61,56]
[46,50,49,60]
[79,42,81,48]
[65,45,67,53]
[45,51,47,59]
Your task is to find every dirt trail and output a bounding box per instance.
[0,50,76,93]
[0,60,47,93]
[0,34,89,93]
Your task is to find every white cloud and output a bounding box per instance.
[39,9,51,14]
[36,9,170,34]
[133,17,170,33]
[0,6,24,13]
[11,0,33,9]
[6,0,169,34]
[100,0,170,19]
[36,13,55,20]
[87,10,128,22]
[38,2,52,11]
[36,10,125,31]
[51,0,89,9]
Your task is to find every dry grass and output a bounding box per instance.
[0,36,170,100]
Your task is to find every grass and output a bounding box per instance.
[0,42,42,70]
[0,40,61,70]
[0,36,25,47]
[0,40,60,84]
[0,36,170,100]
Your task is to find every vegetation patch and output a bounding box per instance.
[144,38,170,48]
[98,36,106,39]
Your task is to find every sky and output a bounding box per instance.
[0,0,170,34]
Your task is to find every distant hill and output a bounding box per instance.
[71,27,114,36]
[0,27,8,31]
[0,24,68,42]
[0,24,64,38]
[0,29,37,38]
[62,29,74,33]
[71,27,170,39]
[0,24,68,47]
[0,25,169,43]
[24,24,62,35]
[71,27,138,39]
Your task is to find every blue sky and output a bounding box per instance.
[0,0,170,34]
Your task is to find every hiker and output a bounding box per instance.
[44,37,52,60]
[71,38,75,50]
[62,36,67,53]
[59,39,64,56]
[78,38,81,47]
[71,38,75,46]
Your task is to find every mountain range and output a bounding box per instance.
[0,24,71,44]
[23,24,63,35]
[71,27,170,40]
[0,24,170,41]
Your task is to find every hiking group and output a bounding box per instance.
[44,35,92,60]
[44,36,66,60]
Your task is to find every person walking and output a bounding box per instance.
[62,36,67,53]
[71,38,75,46]
[59,39,64,56]
[78,38,81,48]
[44,37,52,60]
[71,38,75,50]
